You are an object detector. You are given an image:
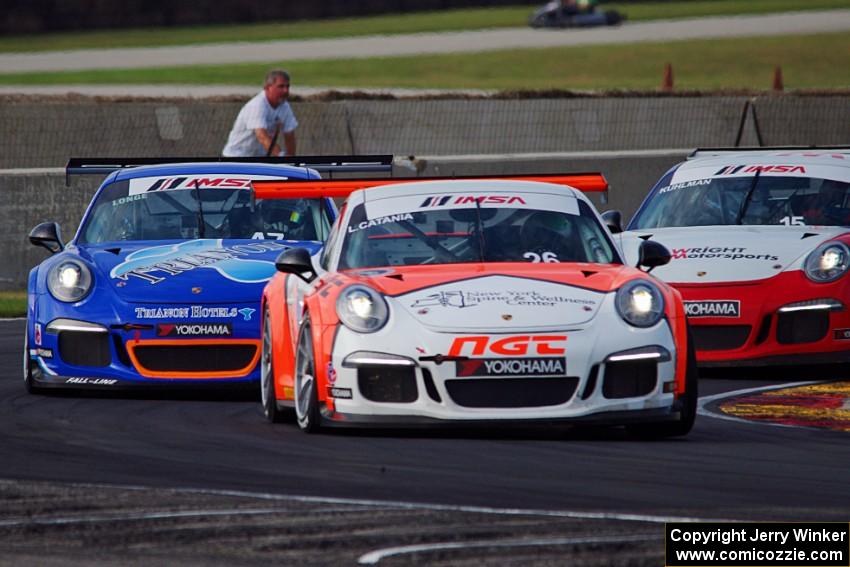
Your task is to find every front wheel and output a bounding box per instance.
[23,322,41,394]
[294,315,321,433]
[260,306,287,423]
[629,328,698,439]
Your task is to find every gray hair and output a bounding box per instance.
[264,69,290,86]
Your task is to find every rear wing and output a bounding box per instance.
[689,146,850,159]
[252,173,609,202]
[64,155,393,185]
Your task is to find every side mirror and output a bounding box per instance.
[637,240,671,271]
[601,210,623,234]
[275,247,316,283]
[29,222,64,254]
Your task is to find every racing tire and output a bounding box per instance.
[604,10,624,26]
[260,306,287,423]
[629,328,698,439]
[294,314,321,433]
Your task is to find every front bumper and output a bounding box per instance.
[318,404,684,429]
[27,301,263,388]
[679,271,850,366]
[318,298,681,426]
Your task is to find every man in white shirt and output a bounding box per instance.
[223,69,298,157]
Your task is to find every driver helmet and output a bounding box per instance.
[523,210,575,249]
[258,200,302,232]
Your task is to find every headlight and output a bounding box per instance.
[336,285,389,333]
[804,242,850,283]
[615,279,665,328]
[47,259,92,302]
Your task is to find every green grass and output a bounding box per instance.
[0,291,27,318]
[1,32,846,90]
[0,0,846,53]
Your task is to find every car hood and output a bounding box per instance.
[84,239,321,303]
[620,225,849,284]
[348,264,620,332]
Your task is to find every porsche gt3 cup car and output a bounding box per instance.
[617,147,850,366]
[257,174,696,437]
[25,156,390,391]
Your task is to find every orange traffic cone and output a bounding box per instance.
[772,66,784,91]
[661,63,674,91]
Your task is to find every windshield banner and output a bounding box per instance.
[365,191,579,220]
[128,174,285,196]
[669,163,849,185]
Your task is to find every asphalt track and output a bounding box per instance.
[1,318,849,565]
[1,10,849,74]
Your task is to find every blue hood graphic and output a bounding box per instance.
[85,239,321,303]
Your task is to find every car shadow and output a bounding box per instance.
[36,384,259,403]
[699,363,850,382]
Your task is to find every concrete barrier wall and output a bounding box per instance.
[1,171,100,288]
[345,97,749,154]
[0,101,243,169]
[752,96,850,146]
[0,95,786,168]
[1,95,845,169]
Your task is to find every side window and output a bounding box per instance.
[320,202,347,270]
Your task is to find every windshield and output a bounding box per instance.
[339,197,618,270]
[79,179,331,244]
[632,175,850,229]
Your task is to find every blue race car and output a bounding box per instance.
[25,156,391,391]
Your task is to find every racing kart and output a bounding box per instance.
[529,1,624,28]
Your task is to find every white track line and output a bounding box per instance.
[358,534,654,565]
[698,381,823,428]
[190,487,723,524]
[0,480,731,528]
[0,505,384,528]
[0,507,285,528]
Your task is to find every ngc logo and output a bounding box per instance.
[684,300,741,318]
[156,323,233,337]
[448,335,567,357]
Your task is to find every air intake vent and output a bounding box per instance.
[358,366,418,403]
[602,361,656,399]
[692,325,751,351]
[445,378,578,408]
[421,368,442,403]
[59,331,110,367]
[777,311,828,344]
[133,344,256,373]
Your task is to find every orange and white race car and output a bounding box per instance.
[257,174,696,437]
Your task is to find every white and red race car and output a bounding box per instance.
[618,148,850,366]
[256,174,696,437]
